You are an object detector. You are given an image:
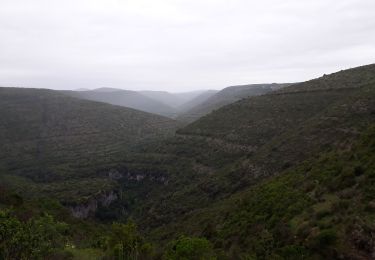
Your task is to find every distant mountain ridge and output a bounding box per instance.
[67,85,291,122]
[177,83,291,122]
[1,63,375,259]
[64,88,218,118]
[177,90,219,113]
[139,90,209,108]
[63,88,177,118]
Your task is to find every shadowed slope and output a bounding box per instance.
[122,64,375,238]
[0,87,178,202]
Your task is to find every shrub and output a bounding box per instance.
[354,165,364,176]
[277,245,309,260]
[105,219,154,260]
[163,236,216,260]
[311,229,338,249]
[0,210,68,259]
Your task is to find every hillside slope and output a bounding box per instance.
[1,64,375,259]
[153,125,375,259]
[176,90,218,114]
[63,89,176,118]
[0,87,178,204]
[177,83,289,122]
[139,90,217,113]
[109,64,375,257]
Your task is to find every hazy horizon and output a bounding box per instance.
[1,0,375,92]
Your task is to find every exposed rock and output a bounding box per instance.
[69,190,118,219]
[99,190,118,207]
[70,199,98,219]
[108,169,123,180]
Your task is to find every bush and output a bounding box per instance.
[315,209,332,220]
[163,236,216,260]
[277,245,309,260]
[354,165,364,176]
[105,219,154,259]
[0,210,68,259]
[310,229,338,249]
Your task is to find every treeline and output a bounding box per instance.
[0,207,216,260]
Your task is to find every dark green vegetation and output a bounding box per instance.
[160,126,375,258]
[0,208,68,259]
[0,185,157,259]
[0,87,178,205]
[1,64,375,259]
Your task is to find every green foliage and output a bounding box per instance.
[276,245,309,259]
[0,210,68,260]
[65,247,104,260]
[0,186,23,207]
[163,236,216,260]
[1,65,375,259]
[310,229,338,249]
[0,87,177,204]
[148,125,375,259]
[105,219,154,260]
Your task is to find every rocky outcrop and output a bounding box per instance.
[70,199,98,219]
[106,167,168,185]
[108,169,123,180]
[68,167,169,219]
[69,190,118,219]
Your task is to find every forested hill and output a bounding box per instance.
[124,63,375,258]
[0,87,178,203]
[1,64,375,259]
[177,83,290,122]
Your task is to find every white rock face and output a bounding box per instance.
[70,190,118,219]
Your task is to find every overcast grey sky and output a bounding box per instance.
[0,0,374,91]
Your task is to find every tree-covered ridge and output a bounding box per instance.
[177,83,290,123]
[149,125,375,259]
[1,125,374,259]
[180,64,375,145]
[277,63,375,93]
[0,87,178,204]
[122,68,375,234]
[0,186,214,259]
[0,64,375,259]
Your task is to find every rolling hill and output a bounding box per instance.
[176,90,218,114]
[0,87,178,205]
[139,90,185,108]
[64,88,219,119]
[63,88,176,118]
[177,83,290,122]
[139,90,218,112]
[110,64,375,258]
[174,90,212,104]
[1,64,375,259]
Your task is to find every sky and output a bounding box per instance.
[0,0,375,92]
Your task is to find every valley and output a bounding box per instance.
[1,64,375,259]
